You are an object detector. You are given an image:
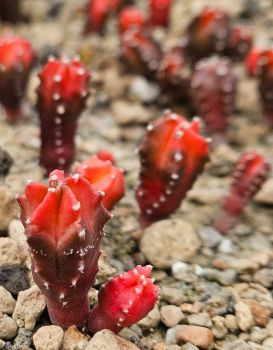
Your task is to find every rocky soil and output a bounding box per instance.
[0,0,273,349]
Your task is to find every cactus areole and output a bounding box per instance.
[17,170,159,331]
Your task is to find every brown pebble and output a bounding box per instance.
[175,325,213,349]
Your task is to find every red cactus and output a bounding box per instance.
[85,0,121,34]
[37,57,90,174]
[136,111,210,227]
[0,0,21,23]
[149,0,172,27]
[156,46,191,101]
[214,151,271,234]
[119,6,147,34]
[190,56,237,136]
[0,34,34,123]
[184,7,230,62]
[75,155,125,210]
[120,28,162,78]
[17,170,111,328]
[245,49,273,126]
[226,24,253,59]
[88,265,159,334]
[97,150,115,163]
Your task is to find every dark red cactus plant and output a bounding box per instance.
[190,56,237,137]
[75,154,125,210]
[149,0,172,27]
[136,110,210,227]
[183,6,252,63]
[0,34,34,123]
[88,265,159,333]
[17,170,159,331]
[214,151,271,234]
[120,28,162,79]
[37,57,90,174]
[156,46,191,101]
[85,0,121,34]
[246,48,273,126]
[119,6,147,34]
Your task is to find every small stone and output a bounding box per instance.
[263,337,273,348]
[212,316,227,339]
[0,340,5,349]
[129,76,160,103]
[224,314,238,331]
[138,304,160,329]
[244,299,271,327]
[33,326,64,350]
[0,265,29,296]
[175,325,213,349]
[13,327,33,350]
[202,268,237,286]
[60,325,90,350]
[0,187,18,231]
[12,285,46,330]
[199,226,222,248]
[85,329,140,350]
[160,305,184,327]
[254,178,273,205]
[235,301,254,331]
[165,327,177,345]
[223,339,250,349]
[253,268,273,288]
[0,311,17,339]
[0,238,25,267]
[161,287,187,306]
[182,343,199,350]
[97,252,116,284]
[218,238,233,253]
[8,220,26,243]
[180,302,202,314]
[0,286,16,314]
[187,312,212,328]
[112,100,151,125]
[140,219,200,269]
[250,326,268,343]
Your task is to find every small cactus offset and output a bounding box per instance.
[88,265,159,334]
[85,0,121,34]
[0,34,34,123]
[75,154,125,210]
[136,111,210,227]
[246,49,273,126]
[190,57,237,137]
[120,28,162,79]
[214,151,271,234]
[119,6,147,34]
[156,46,191,101]
[17,170,111,328]
[37,57,90,174]
[149,0,172,28]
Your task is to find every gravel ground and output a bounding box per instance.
[0,0,273,349]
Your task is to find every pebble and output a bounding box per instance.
[181,343,199,350]
[160,287,187,306]
[222,339,250,349]
[140,219,200,269]
[253,268,273,288]
[12,327,33,350]
[0,286,16,314]
[0,187,18,231]
[187,312,212,328]
[199,226,222,248]
[254,178,273,205]
[175,325,214,349]
[250,326,268,343]
[12,285,46,330]
[85,329,140,350]
[160,305,184,327]
[218,239,234,254]
[0,340,4,349]
[245,299,271,327]
[60,325,89,350]
[202,268,237,286]
[224,314,238,331]
[0,238,25,267]
[213,256,259,273]
[0,311,18,339]
[180,302,202,314]
[33,326,64,350]
[112,101,151,125]
[235,301,254,331]
[263,337,273,348]
[137,304,160,329]
[0,265,29,296]
[129,76,160,103]
[212,316,228,339]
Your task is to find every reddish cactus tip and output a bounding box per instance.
[136,111,210,227]
[120,28,162,79]
[214,151,271,234]
[0,34,34,123]
[17,170,111,328]
[149,0,172,27]
[97,150,116,163]
[227,24,253,59]
[119,6,147,34]
[75,154,125,210]
[37,57,90,174]
[190,56,237,136]
[87,265,159,334]
[245,48,264,77]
